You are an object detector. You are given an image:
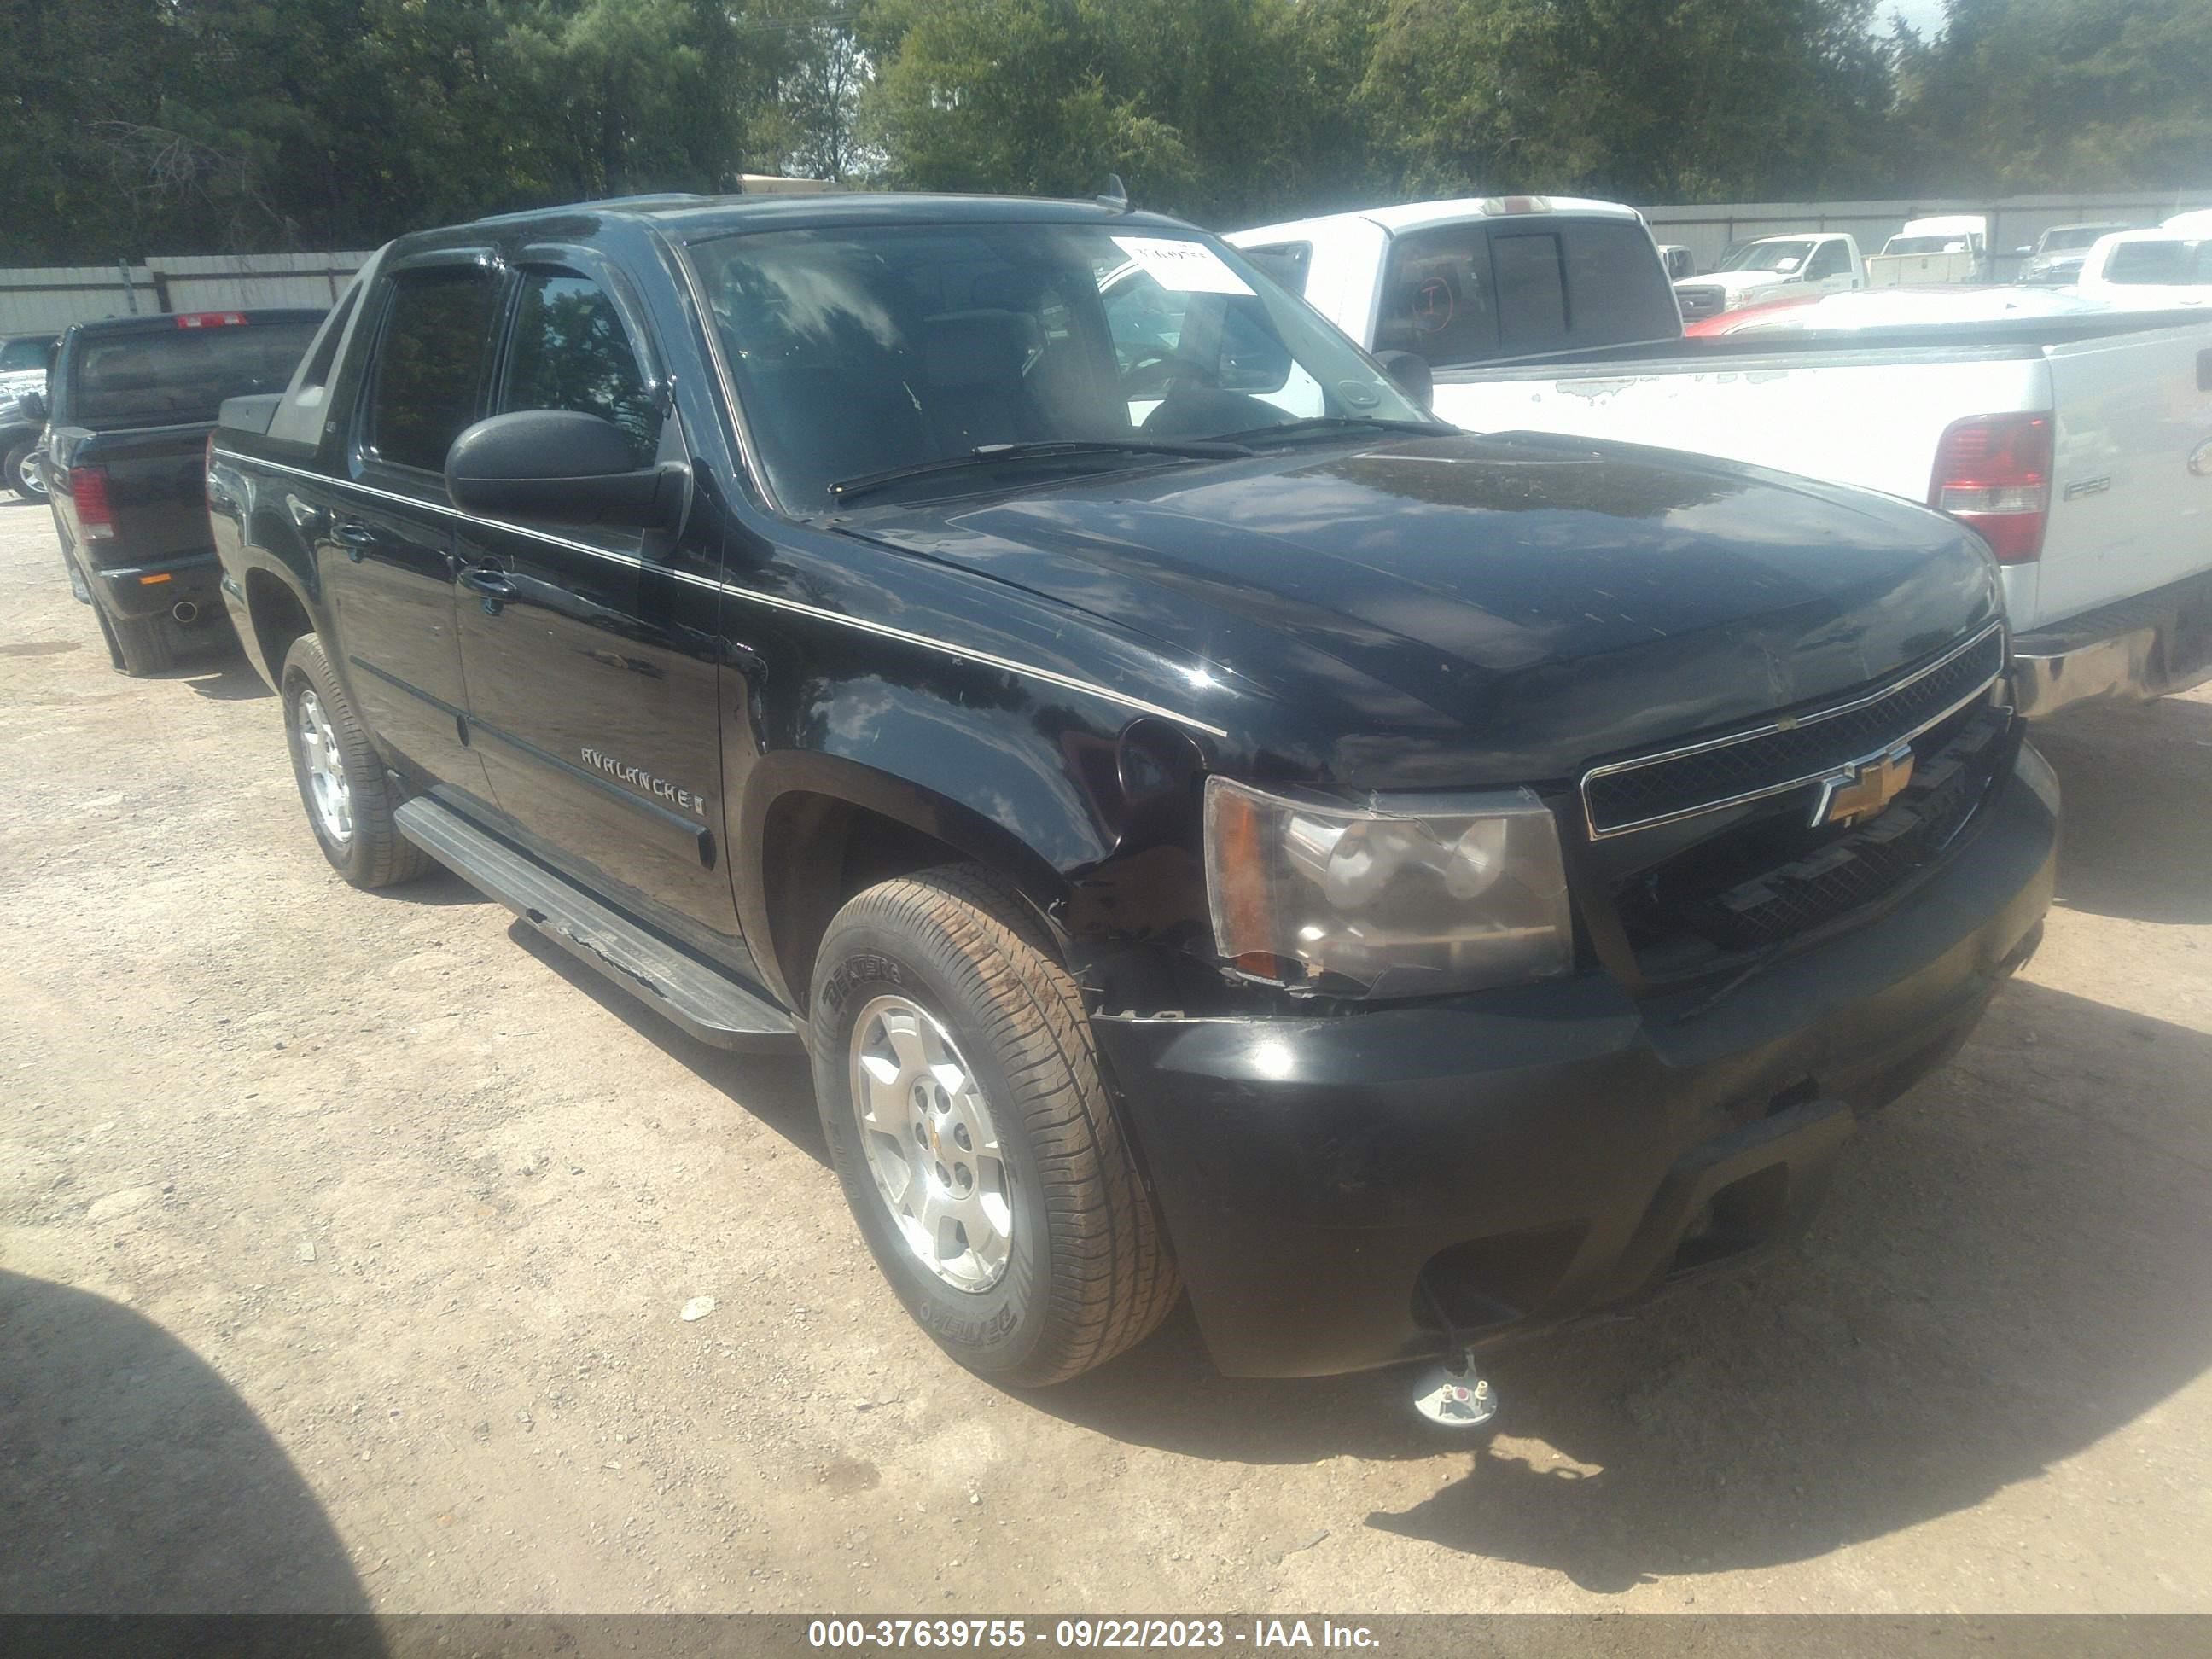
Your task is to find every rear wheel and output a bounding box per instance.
[279,632,429,888]
[810,865,1179,1386]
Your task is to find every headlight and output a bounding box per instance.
[1202,777,1573,998]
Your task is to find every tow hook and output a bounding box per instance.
[1411,1345,1498,1429]
[1411,1278,1500,1429]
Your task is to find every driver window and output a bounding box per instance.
[1103,267,1186,377]
[501,272,661,469]
[1805,242,1846,279]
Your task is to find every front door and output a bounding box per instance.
[452,265,739,936]
[324,257,504,792]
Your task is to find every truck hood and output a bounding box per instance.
[848,431,2001,785]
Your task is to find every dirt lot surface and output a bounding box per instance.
[3,498,2209,1618]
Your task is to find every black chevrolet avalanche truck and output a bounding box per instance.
[209,193,2057,1400]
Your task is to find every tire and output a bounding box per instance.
[278,632,430,888]
[5,439,42,502]
[810,865,1179,1387]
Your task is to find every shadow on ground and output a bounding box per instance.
[508,921,826,1166]
[2034,690,2212,925]
[0,1271,380,1630]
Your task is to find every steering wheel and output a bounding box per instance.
[1121,351,1220,400]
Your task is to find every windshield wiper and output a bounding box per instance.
[1220,415,1447,446]
[829,438,1252,504]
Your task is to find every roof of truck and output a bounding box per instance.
[1229,196,1644,243]
[409,191,1202,247]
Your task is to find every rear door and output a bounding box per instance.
[322,255,504,790]
[451,257,738,933]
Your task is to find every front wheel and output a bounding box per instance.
[279,633,429,888]
[810,866,1179,1386]
[5,440,44,502]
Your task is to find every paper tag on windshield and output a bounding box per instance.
[1111,236,1254,296]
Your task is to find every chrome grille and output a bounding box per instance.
[1581,623,2006,838]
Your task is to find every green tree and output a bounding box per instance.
[1358,0,1898,203]
[1897,0,2212,191]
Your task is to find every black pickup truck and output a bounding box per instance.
[209,193,2056,1406]
[40,308,321,672]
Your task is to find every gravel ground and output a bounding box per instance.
[3,498,2209,1616]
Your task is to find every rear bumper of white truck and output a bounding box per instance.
[2011,568,2212,719]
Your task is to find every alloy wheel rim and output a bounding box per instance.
[296,689,352,845]
[19,453,45,497]
[847,994,1013,1293]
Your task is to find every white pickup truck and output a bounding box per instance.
[1866,215,1992,287]
[2075,229,2211,309]
[1669,232,1866,322]
[1228,195,2212,719]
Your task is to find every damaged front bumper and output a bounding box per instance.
[1091,742,2058,1379]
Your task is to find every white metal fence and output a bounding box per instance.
[0,252,372,335]
[1641,190,2212,276]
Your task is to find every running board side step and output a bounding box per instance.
[393,797,798,1051]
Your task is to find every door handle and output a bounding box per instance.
[333,520,377,562]
[459,563,516,613]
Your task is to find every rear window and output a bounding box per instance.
[2104,240,2210,285]
[68,322,318,427]
[1376,218,1680,368]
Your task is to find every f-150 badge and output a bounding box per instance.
[579,747,707,817]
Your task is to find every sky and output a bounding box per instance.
[1884,0,1951,37]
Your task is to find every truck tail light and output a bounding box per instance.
[69,465,116,540]
[1930,413,2050,563]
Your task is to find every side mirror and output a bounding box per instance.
[16,389,46,425]
[445,410,680,529]
[1374,349,1434,412]
[2015,245,2033,257]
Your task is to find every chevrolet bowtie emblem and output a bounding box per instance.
[1813,742,1915,828]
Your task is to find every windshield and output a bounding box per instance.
[68,322,318,427]
[685,222,1433,509]
[1718,239,1814,274]
[2042,227,2114,253]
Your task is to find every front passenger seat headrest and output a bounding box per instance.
[922,311,1036,391]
